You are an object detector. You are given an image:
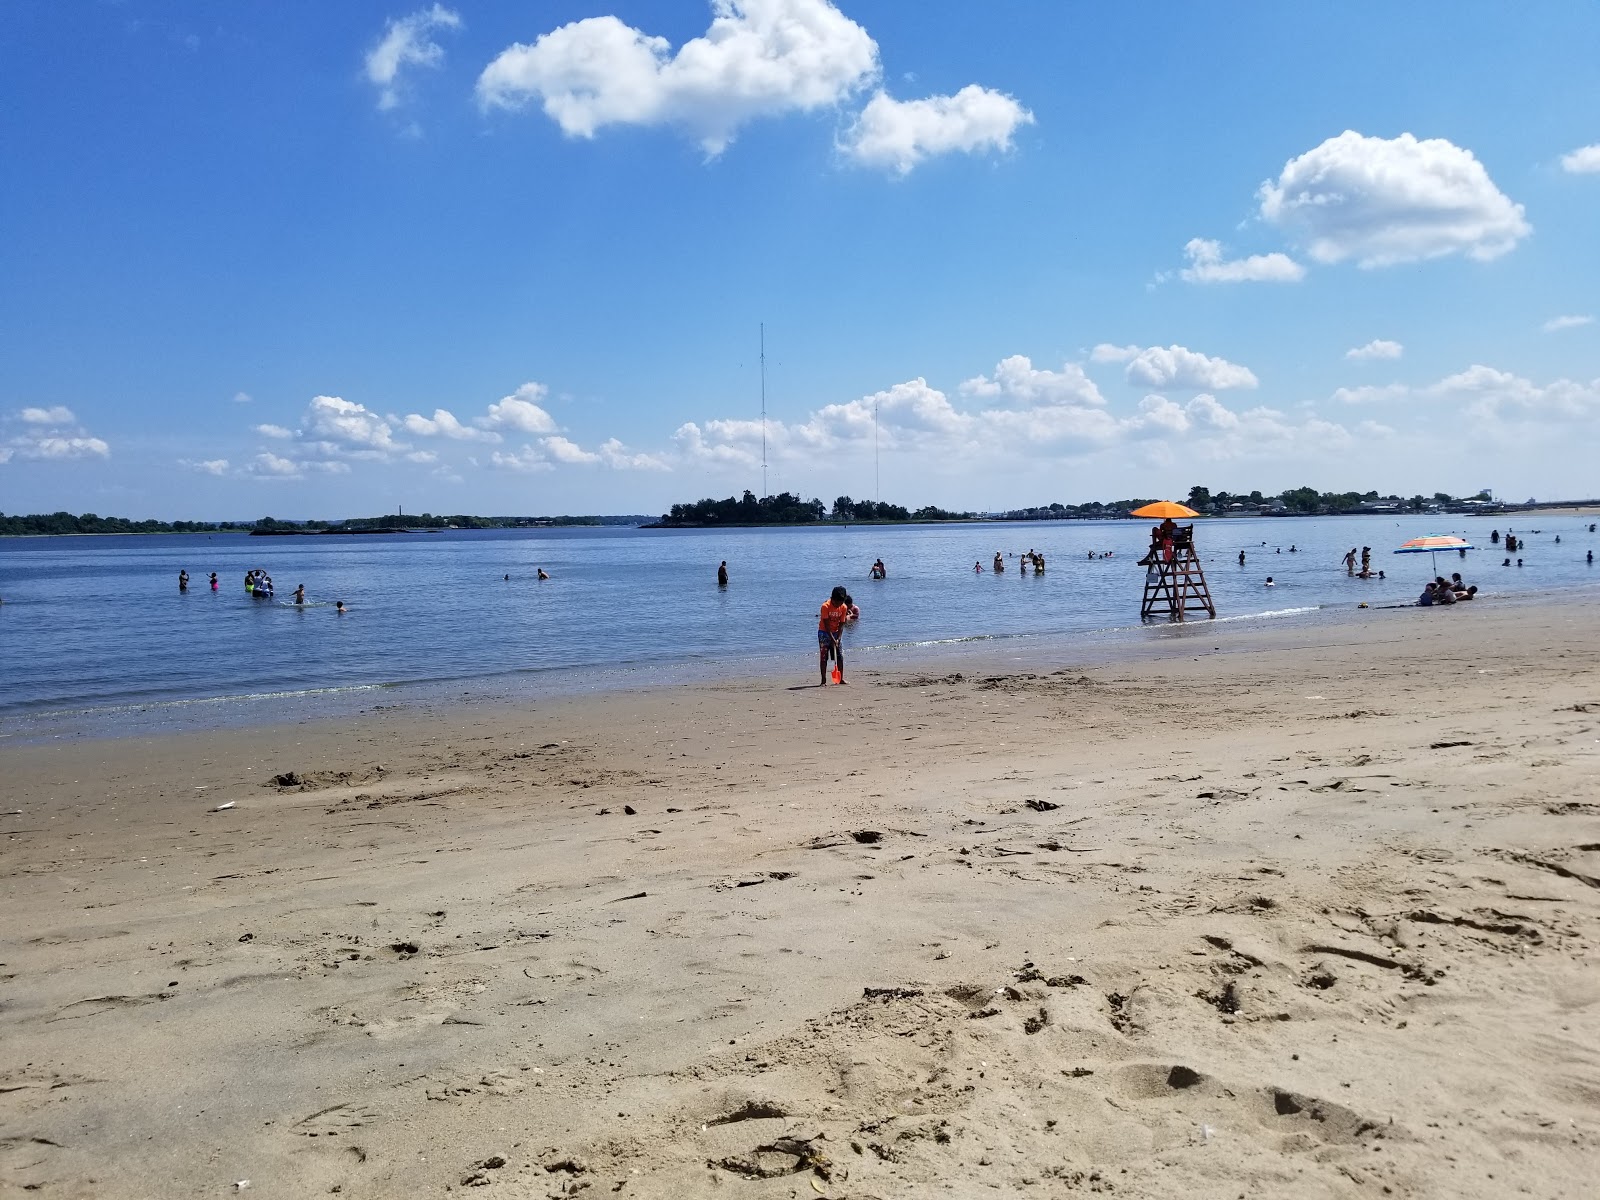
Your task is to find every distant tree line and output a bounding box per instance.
[0,511,242,536]
[998,487,1498,521]
[1186,486,1493,515]
[652,491,973,527]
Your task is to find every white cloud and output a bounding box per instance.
[839,85,1032,174]
[1259,131,1530,266]
[541,435,602,464]
[1346,339,1404,361]
[489,445,553,472]
[403,407,501,441]
[303,395,400,456]
[19,405,76,425]
[480,382,557,434]
[959,356,1104,407]
[1560,143,1600,174]
[597,437,670,470]
[254,423,294,439]
[1176,238,1304,284]
[250,452,303,477]
[18,436,110,460]
[365,4,461,111]
[1124,345,1258,391]
[1089,343,1140,364]
[1332,383,1409,406]
[4,405,110,461]
[477,0,878,156]
[180,458,230,476]
[1429,365,1600,425]
[232,391,252,405]
[1327,364,1600,430]
[1542,314,1594,333]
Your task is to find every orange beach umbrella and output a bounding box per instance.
[1130,501,1199,519]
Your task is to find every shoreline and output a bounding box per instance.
[4,596,1598,1196]
[2,585,1587,745]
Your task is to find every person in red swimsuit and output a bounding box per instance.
[817,585,852,686]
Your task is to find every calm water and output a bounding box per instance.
[2,515,1595,731]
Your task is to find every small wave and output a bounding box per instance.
[1210,605,1323,623]
[7,682,395,720]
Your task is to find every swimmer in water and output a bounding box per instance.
[974,561,984,573]
[537,568,549,580]
[1265,576,1275,586]
[209,572,218,591]
[335,600,346,613]
[179,570,189,591]
[294,584,306,605]
[717,560,729,587]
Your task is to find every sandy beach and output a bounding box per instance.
[3,600,1598,1199]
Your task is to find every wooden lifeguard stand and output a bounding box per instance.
[1140,523,1215,621]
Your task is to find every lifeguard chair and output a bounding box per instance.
[1131,502,1215,622]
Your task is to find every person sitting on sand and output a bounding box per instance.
[817,585,852,686]
[537,568,549,580]
[1457,585,1478,600]
[1419,582,1437,606]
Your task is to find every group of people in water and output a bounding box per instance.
[974,550,1047,574]
[175,568,344,612]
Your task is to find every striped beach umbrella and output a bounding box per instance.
[1393,534,1474,574]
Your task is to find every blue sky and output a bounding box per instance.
[2,0,1597,519]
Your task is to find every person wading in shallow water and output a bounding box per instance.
[717,560,729,587]
[817,585,852,686]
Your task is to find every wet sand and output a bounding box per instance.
[3,600,1598,1198]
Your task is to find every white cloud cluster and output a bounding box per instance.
[2,405,110,464]
[1120,345,1259,391]
[1560,143,1600,174]
[1176,238,1304,284]
[1259,131,1530,267]
[366,4,461,111]
[959,356,1103,406]
[1331,364,1600,430]
[491,434,667,472]
[1542,314,1593,333]
[673,355,1335,474]
[1346,339,1404,361]
[477,0,878,155]
[402,408,500,441]
[839,85,1032,175]
[480,383,558,434]
[476,0,1029,173]
[180,458,230,476]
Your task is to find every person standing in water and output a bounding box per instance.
[1238,550,1246,566]
[294,584,306,605]
[178,570,189,591]
[537,568,549,580]
[717,561,729,587]
[209,572,218,591]
[817,585,851,686]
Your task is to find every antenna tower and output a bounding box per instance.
[759,323,767,498]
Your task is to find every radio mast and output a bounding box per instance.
[759,323,767,498]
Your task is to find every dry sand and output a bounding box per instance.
[3,600,1598,1199]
